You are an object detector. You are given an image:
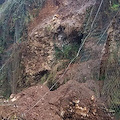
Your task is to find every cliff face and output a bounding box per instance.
[20,0,95,87]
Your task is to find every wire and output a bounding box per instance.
[96,9,120,81]
[76,0,104,57]
[96,10,120,45]
[90,0,103,30]
[22,0,104,116]
[86,9,120,62]
[0,53,13,72]
[78,9,120,87]
[0,43,19,72]
[84,1,96,32]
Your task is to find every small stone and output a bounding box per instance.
[91,95,95,101]
[60,110,65,117]
[35,32,38,35]
[73,99,80,104]
[92,109,97,115]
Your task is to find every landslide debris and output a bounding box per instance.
[0,80,113,120]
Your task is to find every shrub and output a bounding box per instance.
[111,3,119,11]
[54,43,79,60]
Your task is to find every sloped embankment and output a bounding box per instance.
[0,80,113,120]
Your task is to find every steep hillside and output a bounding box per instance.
[20,0,95,88]
[0,0,120,120]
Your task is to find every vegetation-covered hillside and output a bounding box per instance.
[0,0,46,97]
[0,0,45,51]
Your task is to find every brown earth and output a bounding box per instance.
[0,0,118,120]
[20,0,95,83]
[0,80,113,120]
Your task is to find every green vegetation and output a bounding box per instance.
[99,75,105,81]
[40,71,60,91]
[111,3,119,11]
[0,71,11,98]
[0,0,46,98]
[54,43,79,60]
[0,0,46,50]
[102,57,120,118]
